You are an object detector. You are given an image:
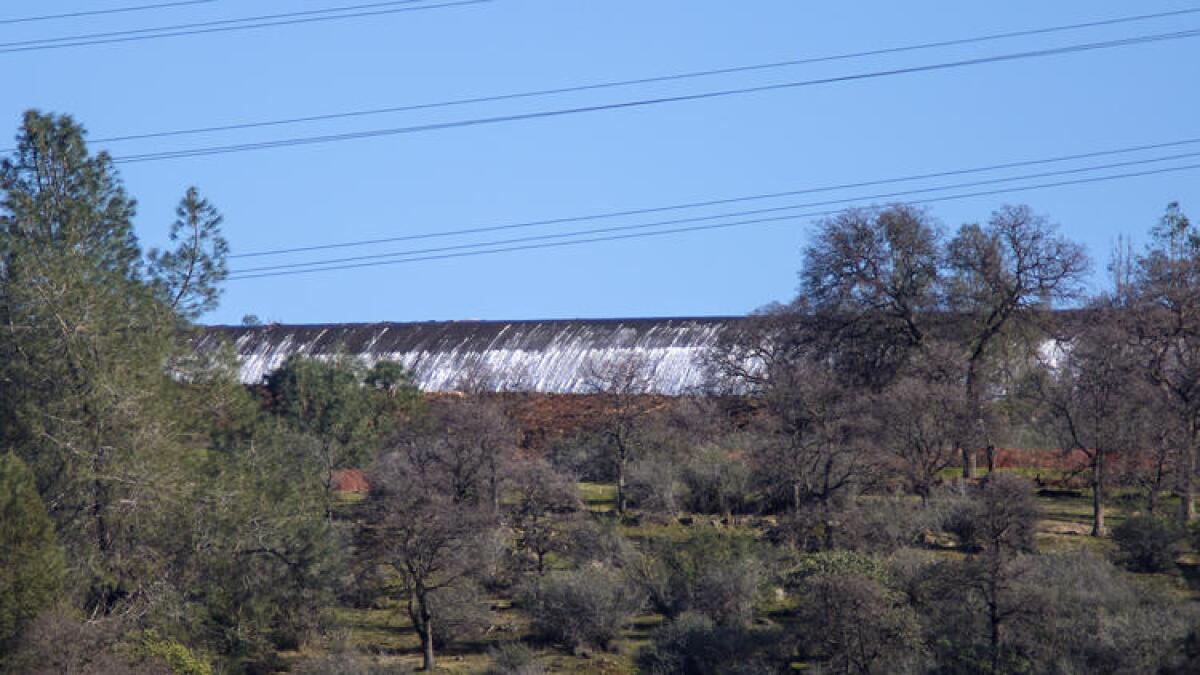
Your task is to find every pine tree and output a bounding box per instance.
[0,451,65,650]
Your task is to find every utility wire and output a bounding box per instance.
[226,161,1200,281]
[109,27,1200,164]
[0,1,215,26]
[36,5,1200,147]
[229,135,1200,259]
[0,0,490,54]
[229,150,1200,275]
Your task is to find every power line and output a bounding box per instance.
[229,150,1200,275]
[229,135,1200,259]
[225,161,1200,281]
[0,0,490,54]
[38,5,1200,147]
[107,26,1200,165]
[0,1,215,26]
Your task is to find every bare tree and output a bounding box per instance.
[394,397,517,513]
[1127,202,1200,520]
[508,458,581,574]
[943,205,1089,477]
[875,374,967,504]
[368,451,490,671]
[1027,304,1153,535]
[584,354,657,516]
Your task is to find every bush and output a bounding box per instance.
[485,642,546,675]
[630,531,763,625]
[793,573,924,674]
[1112,514,1185,573]
[522,566,644,650]
[428,582,491,649]
[5,610,172,675]
[637,613,782,675]
[627,457,682,516]
[945,474,1038,555]
[678,445,752,516]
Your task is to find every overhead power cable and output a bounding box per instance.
[33,5,1200,147]
[229,135,1200,259]
[107,27,1200,165]
[0,0,215,26]
[0,0,490,54]
[228,150,1200,276]
[225,161,1200,281]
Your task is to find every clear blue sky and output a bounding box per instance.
[3,0,1198,325]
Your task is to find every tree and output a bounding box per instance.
[393,397,516,513]
[0,110,184,614]
[147,186,228,321]
[943,205,1089,477]
[875,375,966,503]
[0,452,65,651]
[264,355,419,511]
[368,450,491,671]
[800,204,942,388]
[1027,304,1152,535]
[793,573,923,674]
[508,459,581,574]
[1128,202,1200,520]
[584,354,657,516]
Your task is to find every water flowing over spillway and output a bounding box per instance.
[196,317,744,394]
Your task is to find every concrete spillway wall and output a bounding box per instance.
[196,317,744,395]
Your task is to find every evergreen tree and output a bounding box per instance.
[147,186,229,321]
[0,451,65,650]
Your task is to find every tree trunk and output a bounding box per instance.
[422,623,435,672]
[962,447,976,481]
[420,605,435,671]
[985,444,996,475]
[1091,450,1105,537]
[616,441,627,516]
[1183,442,1196,522]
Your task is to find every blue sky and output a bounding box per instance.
[3,0,1198,324]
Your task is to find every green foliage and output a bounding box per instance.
[151,427,342,669]
[147,186,229,321]
[1112,514,1184,573]
[133,630,212,675]
[0,452,65,649]
[263,355,419,469]
[0,110,191,616]
[786,549,890,588]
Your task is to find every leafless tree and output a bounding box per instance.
[1126,202,1200,520]
[875,374,967,504]
[368,450,491,671]
[393,397,517,513]
[1026,304,1154,535]
[508,459,581,574]
[943,205,1090,477]
[583,353,658,515]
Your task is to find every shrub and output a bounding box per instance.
[627,457,682,516]
[1112,514,1184,573]
[522,566,644,650]
[678,445,752,516]
[637,613,782,675]
[945,474,1038,555]
[485,643,546,675]
[428,582,491,649]
[793,573,924,674]
[630,532,763,625]
[134,631,212,675]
